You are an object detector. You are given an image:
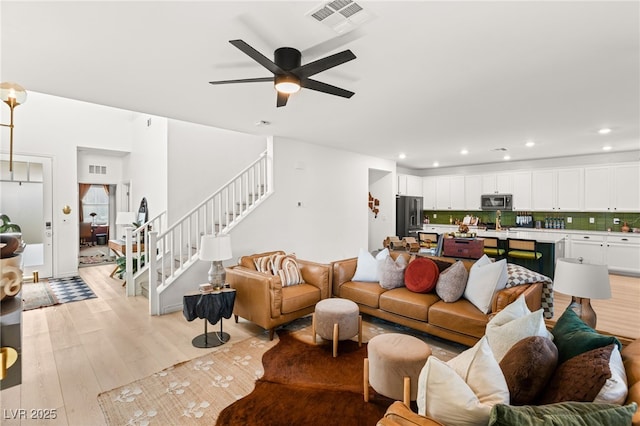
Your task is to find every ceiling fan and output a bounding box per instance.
[209,39,356,107]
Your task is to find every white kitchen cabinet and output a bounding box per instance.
[606,235,640,275]
[584,163,640,212]
[464,175,482,210]
[569,234,606,264]
[397,174,423,196]
[422,176,437,210]
[531,168,583,211]
[612,164,640,212]
[569,233,640,275]
[436,176,465,210]
[481,173,512,195]
[511,171,532,211]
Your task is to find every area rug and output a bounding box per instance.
[216,332,393,426]
[47,276,97,304]
[97,316,465,425]
[22,282,59,311]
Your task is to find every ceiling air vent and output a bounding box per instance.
[307,0,374,34]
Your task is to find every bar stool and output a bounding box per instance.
[506,238,543,273]
[483,237,505,260]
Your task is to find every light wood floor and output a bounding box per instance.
[1,265,638,425]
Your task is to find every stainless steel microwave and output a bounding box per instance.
[481,194,512,211]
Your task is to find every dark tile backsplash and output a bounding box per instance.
[423,210,640,232]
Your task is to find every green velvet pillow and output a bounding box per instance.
[488,402,638,426]
[551,307,621,364]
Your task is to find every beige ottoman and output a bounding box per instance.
[364,333,432,405]
[312,298,362,357]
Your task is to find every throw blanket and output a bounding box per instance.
[506,263,553,319]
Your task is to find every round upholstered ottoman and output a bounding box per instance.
[312,298,362,357]
[364,333,432,404]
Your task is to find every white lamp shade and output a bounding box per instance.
[199,234,232,261]
[554,258,611,299]
[116,211,137,225]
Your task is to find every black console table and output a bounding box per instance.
[183,288,236,348]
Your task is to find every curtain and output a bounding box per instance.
[78,183,91,223]
[102,184,110,195]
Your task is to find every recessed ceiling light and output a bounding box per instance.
[460,149,469,155]
[433,161,439,167]
[398,153,406,159]
[525,141,535,147]
[255,120,270,126]
[503,155,511,160]
[598,128,612,135]
[602,145,612,151]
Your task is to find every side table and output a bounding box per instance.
[183,288,236,348]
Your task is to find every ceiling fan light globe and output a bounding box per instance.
[274,75,301,94]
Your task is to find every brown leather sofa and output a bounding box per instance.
[331,253,543,347]
[226,251,332,340]
[377,337,640,425]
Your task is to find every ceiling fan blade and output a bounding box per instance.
[301,78,355,98]
[209,77,273,85]
[229,39,284,75]
[276,91,289,107]
[294,50,356,78]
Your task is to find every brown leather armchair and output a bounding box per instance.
[226,251,332,340]
[377,402,444,426]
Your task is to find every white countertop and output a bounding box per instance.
[422,223,640,239]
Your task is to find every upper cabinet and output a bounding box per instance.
[584,164,640,212]
[397,174,423,197]
[482,173,513,194]
[531,168,583,211]
[435,176,465,210]
[465,175,483,211]
[511,171,532,211]
[423,176,437,210]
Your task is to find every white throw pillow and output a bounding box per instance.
[594,345,629,405]
[485,308,552,362]
[417,337,509,426]
[463,255,508,314]
[352,248,389,282]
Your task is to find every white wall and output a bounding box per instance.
[368,169,394,251]
[166,119,266,224]
[226,136,396,264]
[3,92,135,276]
[124,115,168,224]
[77,152,125,185]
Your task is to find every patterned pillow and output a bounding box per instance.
[435,260,468,302]
[538,345,615,404]
[379,255,407,290]
[253,254,274,274]
[271,254,304,286]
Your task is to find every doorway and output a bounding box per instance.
[0,155,53,278]
[78,183,116,267]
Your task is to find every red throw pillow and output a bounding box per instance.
[404,257,440,293]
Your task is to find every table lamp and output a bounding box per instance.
[553,257,611,329]
[199,234,232,289]
[116,211,137,238]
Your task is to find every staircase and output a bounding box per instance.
[126,148,273,315]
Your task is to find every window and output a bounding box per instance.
[82,185,109,224]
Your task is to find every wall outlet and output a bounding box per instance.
[589,217,595,224]
[567,217,572,224]
[433,213,437,219]
[613,218,620,225]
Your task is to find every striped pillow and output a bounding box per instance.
[253,255,274,274]
[271,254,304,286]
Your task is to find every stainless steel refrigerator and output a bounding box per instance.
[395,195,423,239]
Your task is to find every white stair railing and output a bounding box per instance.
[146,149,272,314]
[122,211,167,297]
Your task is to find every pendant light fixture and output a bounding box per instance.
[0,82,28,172]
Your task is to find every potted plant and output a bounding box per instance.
[0,214,24,254]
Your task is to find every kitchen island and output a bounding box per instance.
[423,225,566,278]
